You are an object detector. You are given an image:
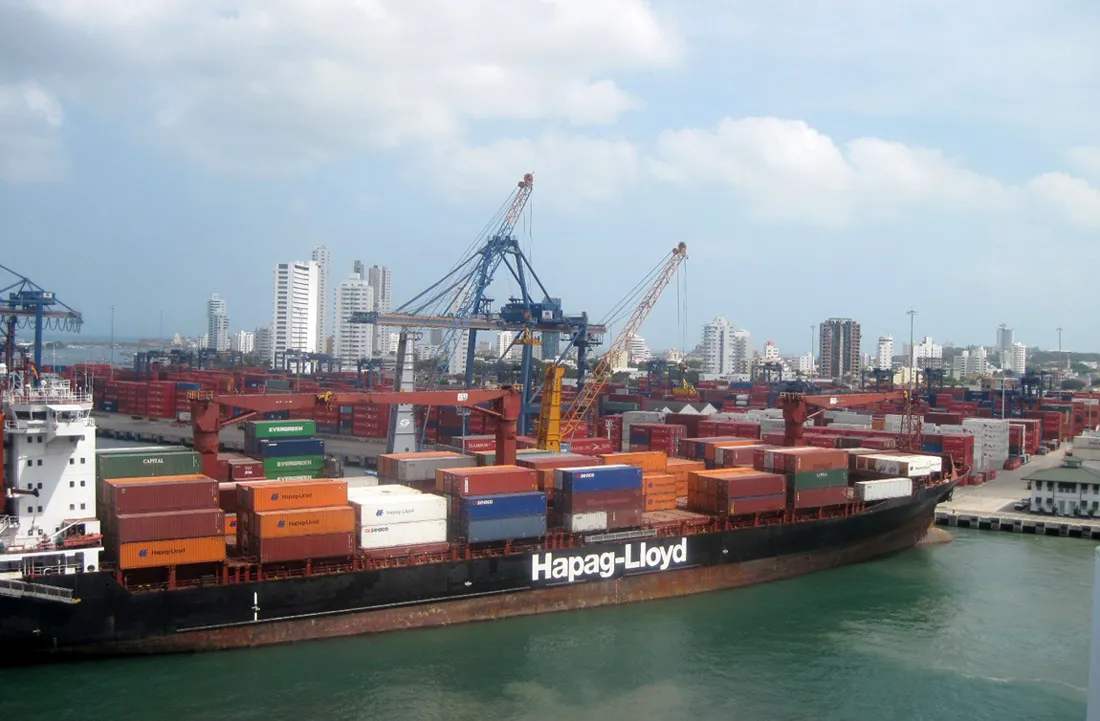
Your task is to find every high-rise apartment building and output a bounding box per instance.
[913,336,944,369]
[311,246,331,353]
[702,317,733,375]
[334,269,375,367]
[730,329,752,374]
[272,261,321,361]
[819,318,861,378]
[254,324,273,366]
[231,329,255,354]
[876,336,894,370]
[952,346,989,377]
[628,335,651,365]
[368,265,393,353]
[205,293,229,352]
[1011,342,1028,373]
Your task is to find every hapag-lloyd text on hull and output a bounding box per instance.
[531,538,689,584]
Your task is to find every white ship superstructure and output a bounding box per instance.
[1,373,102,578]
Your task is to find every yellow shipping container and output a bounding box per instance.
[249,505,356,539]
[116,536,226,570]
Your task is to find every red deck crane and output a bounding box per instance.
[778,390,918,447]
[189,387,523,478]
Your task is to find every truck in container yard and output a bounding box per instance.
[1,392,961,664]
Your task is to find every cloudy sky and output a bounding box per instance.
[2,1,1098,355]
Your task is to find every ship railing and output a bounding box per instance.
[0,578,79,604]
[3,386,92,406]
[0,515,18,536]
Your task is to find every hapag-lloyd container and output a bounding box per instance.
[238,479,349,512]
[854,477,913,501]
[105,476,219,514]
[113,508,226,544]
[349,487,447,524]
[247,506,356,539]
[96,448,203,481]
[459,515,547,543]
[437,466,538,496]
[358,519,448,549]
[116,536,226,570]
[246,531,356,563]
[642,473,677,494]
[598,451,667,473]
[555,465,643,493]
[458,492,546,521]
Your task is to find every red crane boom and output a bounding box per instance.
[778,391,911,447]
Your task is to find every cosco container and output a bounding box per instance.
[459,492,546,521]
[113,508,225,544]
[246,420,317,439]
[238,479,349,512]
[564,511,607,533]
[555,465,643,493]
[262,455,326,477]
[96,448,202,481]
[116,535,226,570]
[358,519,448,549]
[854,477,913,501]
[245,531,356,563]
[349,487,447,524]
[257,438,325,459]
[247,506,355,538]
[459,515,547,544]
[105,475,218,514]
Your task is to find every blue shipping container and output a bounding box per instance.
[461,492,546,521]
[922,442,943,453]
[258,438,325,458]
[558,465,642,493]
[175,382,202,391]
[460,515,547,543]
[102,399,118,412]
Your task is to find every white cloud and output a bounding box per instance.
[1027,173,1100,230]
[2,0,679,172]
[1068,146,1100,180]
[0,81,68,183]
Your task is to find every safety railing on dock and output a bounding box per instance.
[0,578,79,604]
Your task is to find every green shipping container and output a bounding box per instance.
[96,448,203,480]
[602,401,640,413]
[262,455,325,476]
[789,469,848,490]
[248,420,317,439]
[265,470,323,481]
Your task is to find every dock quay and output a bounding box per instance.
[935,446,1100,540]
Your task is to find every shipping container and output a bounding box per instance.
[96,448,202,481]
[598,451,667,473]
[853,453,942,477]
[727,494,787,515]
[458,492,546,521]
[558,488,644,514]
[460,515,547,543]
[225,513,238,541]
[788,468,849,490]
[238,479,349,512]
[245,531,356,563]
[358,519,448,549]
[377,451,477,482]
[754,448,848,473]
[793,485,852,509]
[555,465,643,493]
[262,455,326,477]
[104,475,219,514]
[643,491,678,512]
[605,508,645,529]
[113,508,225,544]
[116,535,226,570]
[246,419,317,439]
[854,477,913,501]
[257,438,325,459]
[564,511,607,533]
[714,444,770,468]
[437,466,538,496]
[349,486,447,523]
[247,506,356,538]
[218,482,238,512]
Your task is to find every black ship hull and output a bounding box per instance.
[0,481,954,664]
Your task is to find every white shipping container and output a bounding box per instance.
[854,477,913,502]
[855,454,942,477]
[1075,435,1100,450]
[358,519,447,549]
[1073,447,1100,461]
[349,487,447,523]
[565,511,608,533]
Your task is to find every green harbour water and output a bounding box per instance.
[3,528,1093,721]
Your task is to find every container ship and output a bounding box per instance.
[0,378,960,664]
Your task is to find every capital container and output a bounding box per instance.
[558,488,643,514]
[459,492,546,521]
[459,515,547,544]
[358,519,447,549]
[238,479,349,512]
[96,448,202,481]
[246,419,317,439]
[105,475,218,514]
[113,508,226,544]
[350,487,446,524]
[257,438,325,459]
[788,468,848,490]
[247,530,355,563]
[437,466,538,496]
[793,485,852,509]
[116,535,226,570]
[248,505,356,539]
[854,477,913,501]
[262,455,325,477]
[564,511,607,533]
[555,465,643,493]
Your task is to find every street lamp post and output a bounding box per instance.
[907,309,917,390]
[110,304,116,368]
[809,324,816,378]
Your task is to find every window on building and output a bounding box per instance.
[80,458,86,464]
[37,506,42,513]
[80,480,86,487]
[26,459,32,467]
[36,459,42,466]
[26,506,32,514]
[37,435,43,442]
[80,503,86,510]
[69,458,74,465]
[70,504,75,511]
[69,481,74,488]
[36,482,42,490]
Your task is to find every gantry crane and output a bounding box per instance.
[538,243,688,451]
[0,264,82,379]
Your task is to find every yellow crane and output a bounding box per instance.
[537,242,689,451]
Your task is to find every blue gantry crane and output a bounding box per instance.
[0,264,82,379]
[349,173,605,445]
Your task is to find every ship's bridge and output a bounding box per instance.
[2,376,95,440]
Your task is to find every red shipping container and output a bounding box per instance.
[761,432,787,445]
[517,455,599,471]
[228,458,264,481]
[106,477,219,514]
[605,508,645,529]
[566,438,615,455]
[719,472,786,498]
[557,489,644,514]
[793,485,851,509]
[726,494,787,515]
[218,482,238,512]
[113,508,226,544]
[440,466,538,496]
[245,530,356,563]
[754,448,848,473]
[716,444,771,467]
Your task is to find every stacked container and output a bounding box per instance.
[517,453,600,505]
[244,420,325,480]
[665,458,706,498]
[854,478,913,502]
[437,465,544,543]
[852,453,943,478]
[376,451,477,490]
[555,464,644,533]
[687,468,787,516]
[349,485,448,550]
[236,479,355,563]
[600,452,676,511]
[752,448,851,509]
[100,474,225,570]
[962,419,1010,472]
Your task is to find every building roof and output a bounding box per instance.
[1023,462,1100,485]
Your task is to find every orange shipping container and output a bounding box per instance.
[225,513,238,543]
[644,491,678,512]
[643,473,678,495]
[238,479,349,512]
[247,506,356,539]
[116,536,226,570]
[599,451,667,473]
[666,458,706,475]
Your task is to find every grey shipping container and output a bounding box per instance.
[395,455,477,482]
[472,449,557,467]
[96,449,203,480]
[459,515,547,544]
